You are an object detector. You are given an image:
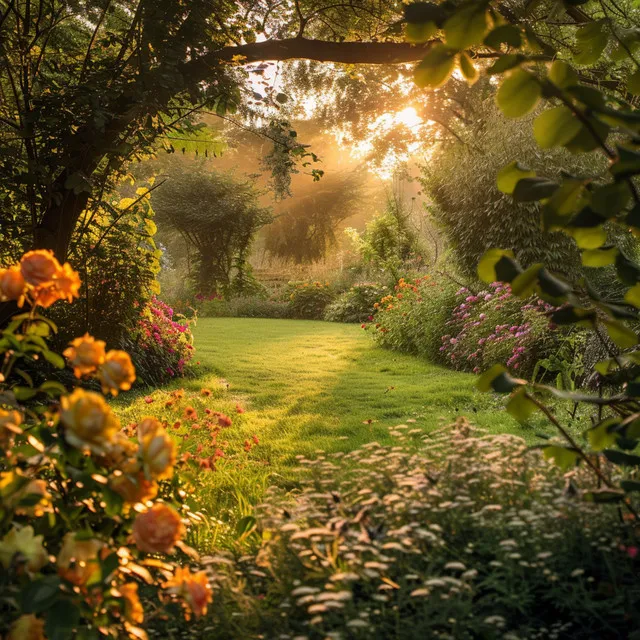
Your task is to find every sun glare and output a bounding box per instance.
[395,106,422,129]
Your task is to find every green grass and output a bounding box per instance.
[115,318,523,547]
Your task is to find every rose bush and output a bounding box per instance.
[0,251,211,640]
[123,296,195,386]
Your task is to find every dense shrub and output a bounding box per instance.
[286,281,335,320]
[437,283,581,380]
[123,296,194,386]
[367,276,459,361]
[324,282,388,323]
[205,419,639,639]
[0,251,211,639]
[230,296,290,319]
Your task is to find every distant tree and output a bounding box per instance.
[265,170,367,264]
[152,168,272,295]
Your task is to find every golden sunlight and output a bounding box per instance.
[395,106,422,129]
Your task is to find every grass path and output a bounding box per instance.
[117,318,521,546]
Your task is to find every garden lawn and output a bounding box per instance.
[116,318,524,548]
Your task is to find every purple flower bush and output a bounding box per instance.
[439,283,557,376]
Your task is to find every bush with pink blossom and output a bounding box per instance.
[123,296,195,385]
[368,276,579,379]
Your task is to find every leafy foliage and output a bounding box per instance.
[152,167,272,296]
[409,0,640,512]
[286,281,335,320]
[324,283,389,323]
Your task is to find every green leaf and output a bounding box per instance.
[406,21,438,43]
[275,93,288,104]
[611,146,640,180]
[497,161,535,195]
[616,252,640,285]
[511,263,543,297]
[550,306,596,326]
[414,46,457,88]
[45,598,81,640]
[487,54,525,75]
[583,489,625,503]
[591,182,631,217]
[542,445,580,471]
[548,60,578,88]
[625,283,640,308]
[405,2,448,26]
[39,380,67,396]
[477,248,516,283]
[569,226,607,250]
[603,319,638,349]
[628,69,640,95]
[563,117,610,154]
[583,246,619,267]
[588,419,621,451]
[574,21,609,65]
[512,177,559,202]
[506,388,537,423]
[484,25,522,50]
[603,449,640,467]
[496,69,541,118]
[621,480,640,493]
[545,179,589,219]
[458,52,478,84]
[533,107,582,149]
[20,576,61,613]
[444,2,489,49]
[42,350,65,369]
[477,364,507,392]
[537,269,572,299]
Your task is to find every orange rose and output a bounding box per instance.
[20,250,60,287]
[98,350,136,396]
[0,266,26,306]
[119,582,144,624]
[60,389,120,453]
[139,422,176,481]
[52,262,81,302]
[132,503,184,554]
[63,334,106,377]
[164,567,212,620]
[7,614,45,640]
[57,533,104,586]
[111,471,158,505]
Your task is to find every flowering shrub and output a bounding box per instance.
[367,276,460,359]
[285,281,335,320]
[324,282,389,324]
[438,283,563,377]
[368,277,576,379]
[206,419,639,638]
[0,251,211,639]
[125,296,195,386]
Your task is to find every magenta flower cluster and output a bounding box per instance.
[138,295,194,377]
[439,283,554,374]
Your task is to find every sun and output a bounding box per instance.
[395,107,422,128]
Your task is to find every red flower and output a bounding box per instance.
[216,414,232,428]
[235,404,245,414]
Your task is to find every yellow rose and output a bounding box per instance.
[52,262,81,303]
[7,614,45,640]
[138,419,175,480]
[0,526,48,572]
[0,266,26,306]
[63,334,106,377]
[19,250,60,287]
[132,503,184,554]
[0,408,22,448]
[164,567,213,620]
[110,471,158,505]
[98,350,136,396]
[60,389,120,453]
[119,582,144,624]
[56,533,104,586]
